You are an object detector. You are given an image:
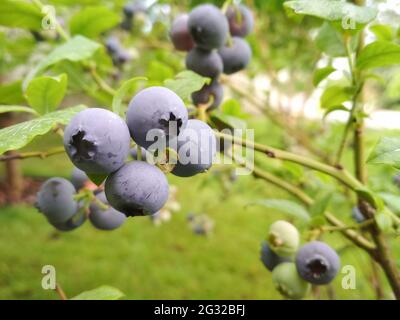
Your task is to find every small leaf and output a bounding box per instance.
[316,23,346,57]
[112,77,147,117]
[221,99,248,119]
[71,286,124,300]
[25,74,68,115]
[249,199,310,222]
[284,0,377,26]
[320,85,353,109]
[0,81,25,105]
[86,173,108,186]
[24,35,101,89]
[370,24,394,42]
[0,105,86,155]
[164,71,210,101]
[313,67,336,86]
[0,0,42,31]
[0,105,38,115]
[323,105,349,118]
[375,211,393,232]
[368,136,400,169]
[357,41,400,70]
[310,191,332,217]
[69,6,120,38]
[378,192,400,214]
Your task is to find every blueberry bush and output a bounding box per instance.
[0,0,400,300]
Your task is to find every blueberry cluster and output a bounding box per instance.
[260,220,341,299]
[170,3,254,111]
[36,86,217,231]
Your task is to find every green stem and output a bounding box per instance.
[0,146,65,161]
[216,131,364,190]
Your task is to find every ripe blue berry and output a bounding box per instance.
[171,119,217,178]
[89,192,126,230]
[188,4,229,50]
[105,161,169,217]
[260,241,291,272]
[170,14,194,52]
[186,47,223,78]
[36,178,78,223]
[71,167,89,191]
[192,80,224,110]
[105,36,121,55]
[130,146,149,161]
[64,108,131,175]
[272,262,311,300]
[218,37,252,74]
[126,87,188,150]
[267,220,300,257]
[49,209,86,232]
[296,241,341,285]
[226,5,254,37]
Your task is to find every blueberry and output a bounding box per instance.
[226,5,254,37]
[126,87,188,150]
[105,161,169,217]
[105,36,121,55]
[170,14,194,52]
[113,49,131,66]
[352,206,365,223]
[36,178,78,223]
[272,262,311,300]
[191,79,223,110]
[186,47,223,78]
[64,108,131,175]
[123,1,146,18]
[267,220,300,257]
[260,241,291,272]
[120,18,133,31]
[296,241,341,285]
[393,174,400,187]
[171,119,217,178]
[218,37,252,74]
[188,4,229,50]
[49,208,86,232]
[71,167,89,191]
[89,192,126,230]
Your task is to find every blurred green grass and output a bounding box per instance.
[0,118,398,299]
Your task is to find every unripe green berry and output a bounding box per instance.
[272,262,310,300]
[267,220,300,257]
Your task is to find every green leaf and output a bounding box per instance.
[284,0,377,25]
[0,105,38,115]
[0,105,86,155]
[210,112,247,130]
[367,137,400,169]
[24,35,101,88]
[221,99,248,119]
[378,192,400,214]
[323,105,349,118]
[313,67,336,86]
[375,211,393,232]
[370,24,394,42]
[69,6,120,38]
[86,173,108,186]
[315,23,346,57]
[25,74,68,115]
[249,199,310,222]
[164,71,210,101]
[357,41,400,70]
[0,0,43,31]
[112,77,147,117]
[0,81,25,105]
[320,85,353,109]
[71,286,124,300]
[310,191,332,217]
